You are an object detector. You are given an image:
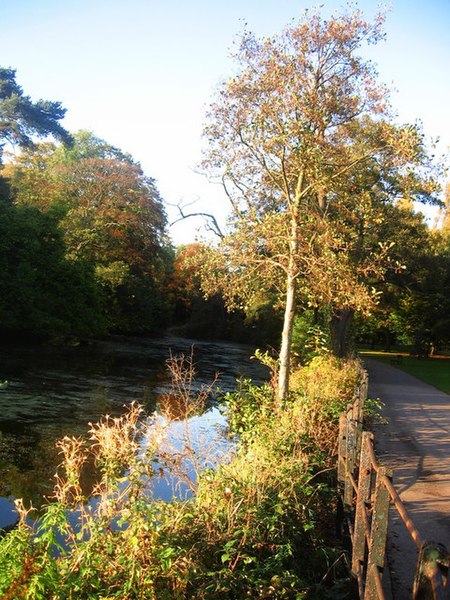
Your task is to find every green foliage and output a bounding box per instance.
[106,274,172,334]
[1,129,173,337]
[292,311,332,365]
[51,129,134,164]
[289,355,362,457]
[0,202,107,337]
[363,397,387,428]
[0,66,72,162]
[0,355,363,598]
[356,205,450,354]
[222,378,274,435]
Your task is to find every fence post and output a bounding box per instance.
[338,413,347,487]
[355,374,367,459]
[413,541,450,600]
[352,432,373,580]
[360,371,368,407]
[337,413,350,544]
[365,465,392,600]
[344,414,356,508]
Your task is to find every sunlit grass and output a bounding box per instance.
[359,349,450,395]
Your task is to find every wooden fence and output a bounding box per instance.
[337,372,450,599]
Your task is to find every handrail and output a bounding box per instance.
[337,372,449,599]
[365,438,423,549]
[379,472,423,550]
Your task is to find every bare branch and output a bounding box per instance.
[169,201,224,239]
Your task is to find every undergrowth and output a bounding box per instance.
[0,353,362,599]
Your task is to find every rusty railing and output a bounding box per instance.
[337,373,450,599]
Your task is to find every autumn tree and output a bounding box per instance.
[201,9,440,401]
[169,244,205,318]
[5,132,172,333]
[441,181,450,233]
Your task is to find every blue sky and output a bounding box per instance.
[2,0,449,243]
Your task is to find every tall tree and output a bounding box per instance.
[201,9,440,401]
[5,132,171,333]
[0,67,72,162]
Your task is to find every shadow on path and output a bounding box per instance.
[365,359,450,600]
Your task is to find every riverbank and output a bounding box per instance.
[0,354,361,598]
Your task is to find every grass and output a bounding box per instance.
[359,349,450,395]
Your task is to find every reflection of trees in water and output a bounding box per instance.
[0,337,268,519]
[0,423,60,506]
[0,421,116,510]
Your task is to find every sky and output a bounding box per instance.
[2,0,449,244]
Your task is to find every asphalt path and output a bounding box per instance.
[364,358,450,599]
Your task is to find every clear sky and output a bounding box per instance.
[2,0,449,244]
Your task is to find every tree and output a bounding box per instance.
[387,209,450,354]
[169,244,205,320]
[4,132,172,333]
[0,202,106,337]
[354,204,433,350]
[0,67,72,162]
[441,181,450,232]
[201,9,440,401]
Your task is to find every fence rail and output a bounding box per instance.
[337,373,450,599]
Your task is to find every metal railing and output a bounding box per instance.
[337,374,450,599]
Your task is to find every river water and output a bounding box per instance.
[0,335,269,529]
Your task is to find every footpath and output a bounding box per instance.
[364,359,450,599]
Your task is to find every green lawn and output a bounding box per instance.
[359,350,450,395]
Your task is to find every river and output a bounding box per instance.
[0,335,269,529]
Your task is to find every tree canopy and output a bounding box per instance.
[201,8,441,400]
[0,53,445,350]
[0,67,72,161]
[2,131,172,336]
[0,202,105,337]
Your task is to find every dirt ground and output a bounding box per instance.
[364,358,450,599]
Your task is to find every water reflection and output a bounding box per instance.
[0,335,268,528]
[147,407,232,503]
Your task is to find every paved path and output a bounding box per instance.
[365,359,450,599]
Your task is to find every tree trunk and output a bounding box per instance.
[277,267,297,403]
[277,213,299,403]
[331,308,354,358]
[383,328,392,353]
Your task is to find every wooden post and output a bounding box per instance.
[352,433,373,577]
[413,541,450,600]
[344,415,356,508]
[336,413,347,541]
[360,371,368,405]
[365,466,392,600]
[338,413,347,486]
